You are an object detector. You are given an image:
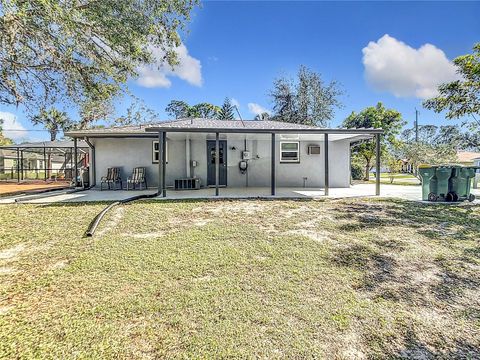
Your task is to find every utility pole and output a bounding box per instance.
[414,108,419,142]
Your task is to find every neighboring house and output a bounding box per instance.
[67,119,383,194]
[400,159,414,173]
[456,151,480,166]
[471,155,480,189]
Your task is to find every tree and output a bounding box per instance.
[343,102,405,180]
[400,142,456,179]
[78,98,114,129]
[423,43,480,146]
[254,112,270,121]
[269,65,343,126]
[165,100,190,119]
[384,151,403,184]
[399,124,462,177]
[31,108,72,141]
[0,0,198,114]
[191,103,221,119]
[0,118,12,145]
[114,96,159,127]
[401,124,474,150]
[165,100,220,119]
[217,98,235,120]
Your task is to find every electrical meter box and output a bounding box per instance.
[242,151,251,160]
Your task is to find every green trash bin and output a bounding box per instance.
[418,165,436,201]
[435,166,453,201]
[447,167,462,202]
[464,167,477,202]
[452,167,469,200]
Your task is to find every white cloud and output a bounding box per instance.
[362,34,460,99]
[248,103,271,116]
[0,111,28,142]
[230,98,240,108]
[136,42,202,88]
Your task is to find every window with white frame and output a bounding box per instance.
[280,141,300,163]
[152,140,168,163]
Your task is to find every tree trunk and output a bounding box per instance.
[364,160,371,181]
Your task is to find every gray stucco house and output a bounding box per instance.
[67,118,383,196]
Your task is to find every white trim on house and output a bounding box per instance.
[152,140,168,164]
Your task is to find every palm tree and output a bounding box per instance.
[31,108,72,141]
[31,108,73,179]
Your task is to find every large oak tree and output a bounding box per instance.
[0,0,198,127]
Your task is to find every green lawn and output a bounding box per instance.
[1,199,479,358]
[367,173,421,186]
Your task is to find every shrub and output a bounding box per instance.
[351,162,363,180]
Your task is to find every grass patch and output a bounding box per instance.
[0,199,479,358]
[365,173,421,186]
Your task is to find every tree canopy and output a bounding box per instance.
[269,65,343,127]
[423,43,480,142]
[165,100,220,119]
[0,118,12,145]
[0,0,198,121]
[217,98,235,120]
[343,102,405,180]
[401,124,478,151]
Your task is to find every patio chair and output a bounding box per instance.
[100,167,122,190]
[127,167,147,190]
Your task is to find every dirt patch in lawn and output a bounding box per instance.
[96,207,125,237]
[0,244,26,260]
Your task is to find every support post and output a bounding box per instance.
[20,150,24,181]
[271,133,276,196]
[162,131,166,197]
[43,147,47,181]
[16,147,20,183]
[74,138,78,187]
[70,148,73,180]
[158,132,163,194]
[84,138,96,187]
[185,138,191,178]
[215,132,220,196]
[158,131,166,197]
[375,133,381,196]
[324,133,329,196]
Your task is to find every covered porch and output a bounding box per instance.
[145,126,383,198]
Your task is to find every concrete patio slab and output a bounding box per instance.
[0,189,157,204]
[154,184,423,201]
[2,184,479,204]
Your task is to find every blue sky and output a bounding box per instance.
[1,1,479,142]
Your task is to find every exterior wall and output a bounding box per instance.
[92,137,187,188]
[91,136,352,188]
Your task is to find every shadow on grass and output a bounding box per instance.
[397,328,480,359]
[328,199,480,357]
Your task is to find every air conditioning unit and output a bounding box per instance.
[308,145,321,155]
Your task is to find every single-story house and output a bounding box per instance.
[66,118,383,196]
